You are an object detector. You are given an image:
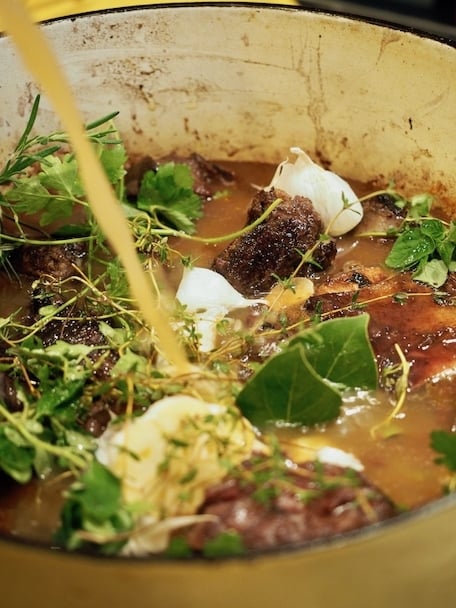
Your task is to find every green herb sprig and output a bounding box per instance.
[383,193,456,288]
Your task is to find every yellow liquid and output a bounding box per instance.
[0,0,189,373]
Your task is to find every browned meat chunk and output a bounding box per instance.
[12,242,87,280]
[170,153,234,199]
[38,317,107,348]
[185,459,397,552]
[315,265,392,295]
[125,152,234,200]
[212,188,337,297]
[307,270,456,387]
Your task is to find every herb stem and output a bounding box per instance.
[0,403,89,470]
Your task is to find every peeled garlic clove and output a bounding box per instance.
[267,147,363,236]
[176,266,265,311]
[175,267,266,352]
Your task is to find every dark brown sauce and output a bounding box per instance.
[0,160,454,546]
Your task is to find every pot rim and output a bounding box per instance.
[28,1,456,47]
[1,489,456,564]
[1,1,455,565]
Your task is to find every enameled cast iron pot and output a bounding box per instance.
[0,4,456,606]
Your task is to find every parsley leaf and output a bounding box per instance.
[0,427,35,483]
[54,460,133,555]
[430,430,456,471]
[136,163,203,233]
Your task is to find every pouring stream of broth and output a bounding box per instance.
[1,0,190,373]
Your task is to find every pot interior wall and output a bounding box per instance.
[0,4,456,208]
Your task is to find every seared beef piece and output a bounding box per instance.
[170,153,234,199]
[353,193,405,236]
[186,460,397,552]
[125,152,234,200]
[212,188,337,297]
[38,317,107,348]
[38,315,120,381]
[307,270,456,387]
[12,242,87,280]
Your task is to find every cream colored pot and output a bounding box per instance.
[0,4,456,607]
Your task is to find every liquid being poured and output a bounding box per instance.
[1,0,190,373]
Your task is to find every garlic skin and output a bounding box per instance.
[267,147,363,236]
[96,395,258,508]
[96,394,259,555]
[176,267,265,352]
[316,446,364,472]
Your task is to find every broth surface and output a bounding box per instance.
[0,160,454,546]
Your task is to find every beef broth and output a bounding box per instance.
[0,160,454,552]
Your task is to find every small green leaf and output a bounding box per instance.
[54,460,133,554]
[165,536,193,558]
[40,154,85,198]
[430,430,456,471]
[0,428,34,483]
[408,193,433,218]
[71,460,123,522]
[99,144,127,185]
[35,378,85,417]
[412,259,448,288]
[419,219,446,241]
[385,227,435,269]
[5,176,53,214]
[202,531,246,558]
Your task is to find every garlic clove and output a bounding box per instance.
[267,147,363,236]
[176,266,265,312]
[96,394,257,509]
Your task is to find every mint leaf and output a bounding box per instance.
[386,227,435,269]
[137,163,203,233]
[412,259,448,288]
[430,430,456,471]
